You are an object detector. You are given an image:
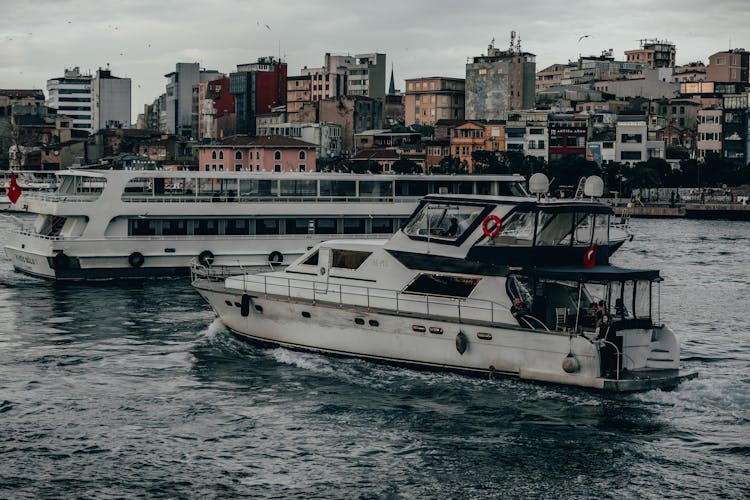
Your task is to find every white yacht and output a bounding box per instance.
[193,176,696,392]
[3,169,527,280]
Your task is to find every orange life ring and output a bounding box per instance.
[482,214,502,238]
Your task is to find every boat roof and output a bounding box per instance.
[520,265,661,282]
[56,169,526,182]
[422,194,614,213]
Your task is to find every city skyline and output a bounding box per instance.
[2,0,749,118]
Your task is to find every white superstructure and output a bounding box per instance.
[194,192,696,392]
[3,169,527,280]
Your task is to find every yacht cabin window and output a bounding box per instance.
[403,202,485,241]
[404,274,480,298]
[301,251,319,266]
[331,250,371,270]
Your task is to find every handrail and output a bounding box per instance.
[193,267,538,330]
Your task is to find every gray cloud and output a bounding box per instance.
[1,0,748,119]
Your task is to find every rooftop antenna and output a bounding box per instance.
[516,33,522,54]
[509,30,516,53]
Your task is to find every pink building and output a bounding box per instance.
[196,135,317,172]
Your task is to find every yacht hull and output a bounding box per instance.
[196,283,695,392]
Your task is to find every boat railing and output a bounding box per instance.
[119,195,422,204]
[196,269,549,330]
[20,193,101,203]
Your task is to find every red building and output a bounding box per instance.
[230,57,287,136]
[548,114,589,163]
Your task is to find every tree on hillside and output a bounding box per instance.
[391,158,422,174]
[350,160,382,174]
[430,156,468,174]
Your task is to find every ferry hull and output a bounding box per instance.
[195,284,695,392]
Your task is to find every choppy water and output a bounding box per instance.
[0,215,748,498]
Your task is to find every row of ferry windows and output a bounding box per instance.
[121,178,520,199]
[210,150,306,160]
[127,217,407,236]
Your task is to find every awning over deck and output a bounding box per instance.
[519,265,661,282]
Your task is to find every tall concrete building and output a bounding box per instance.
[230,57,287,135]
[346,53,386,101]
[404,77,465,126]
[46,67,93,133]
[465,33,536,121]
[91,68,131,131]
[301,53,354,101]
[164,63,222,137]
[625,39,676,69]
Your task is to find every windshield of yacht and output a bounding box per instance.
[403,202,485,241]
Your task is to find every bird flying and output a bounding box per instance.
[578,34,591,43]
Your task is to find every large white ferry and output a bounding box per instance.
[3,169,527,280]
[193,176,696,392]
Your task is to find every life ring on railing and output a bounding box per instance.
[128,251,145,268]
[198,250,215,267]
[482,214,502,238]
[268,251,283,265]
[53,252,70,270]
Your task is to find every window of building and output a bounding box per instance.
[274,150,281,160]
[299,150,306,160]
[235,151,242,160]
[620,134,642,144]
[256,151,260,159]
[621,151,642,161]
[211,150,217,160]
[274,164,281,172]
[299,165,306,172]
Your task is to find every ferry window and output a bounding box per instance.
[161,219,188,236]
[536,211,574,246]
[123,177,151,195]
[198,178,221,198]
[634,280,651,319]
[343,218,365,234]
[280,179,316,197]
[432,181,454,194]
[285,218,310,235]
[226,219,250,235]
[371,218,394,234]
[235,151,242,160]
[301,251,319,266]
[195,219,219,235]
[360,180,393,198]
[475,182,493,195]
[492,210,535,246]
[320,180,355,197]
[315,218,337,234]
[456,182,474,194]
[405,274,480,298]
[256,219,279,235]
[240,179,277,198]
[404,202,484,241]
[395,180,428,197]
[498,182,527,197]
[274,150,281,160]
[331,249,371,269]
[129,219,156,236]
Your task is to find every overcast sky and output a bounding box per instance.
[2,0,748,119]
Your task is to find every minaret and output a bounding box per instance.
[388,64,396,95]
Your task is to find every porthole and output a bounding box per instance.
[429,327,444,335]
[302,311,311,318]
[224,300,232,306]
[234,302,241,308]
[354,318,365,325]
[369,320,379,327]
[412,325,426,333]
[255,305,264,313]
[477,332,493,340]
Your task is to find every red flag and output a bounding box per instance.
[583,244,598,268]
[7,171,22,204]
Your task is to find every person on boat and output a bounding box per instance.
[445,217,460,237]
[510,297,531,326]
[594,300,606,328]
[596,314,621,378]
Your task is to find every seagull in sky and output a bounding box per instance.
[578,34,591,43]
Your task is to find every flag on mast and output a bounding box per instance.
[7,171,22,204]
